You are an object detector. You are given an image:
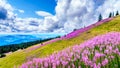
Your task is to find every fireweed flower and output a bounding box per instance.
[19,32,120,68]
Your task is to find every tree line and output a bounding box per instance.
[73,11,119,31]
[0,36,61,58]
[98,11,119,21]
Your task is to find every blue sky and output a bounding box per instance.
[8,0,57,18]
[0,0,120,33]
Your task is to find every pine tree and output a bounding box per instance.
[112,12,114,17]
[109,12,112,18]
[116,11,119,16]
[98,14,102,21]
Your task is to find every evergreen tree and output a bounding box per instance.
[112,12,114,17]
[98,14,102,21]
[73,29,77,31]
[109,12,112,18]
[116,11,119,16]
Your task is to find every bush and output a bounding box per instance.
[0,53,6,58]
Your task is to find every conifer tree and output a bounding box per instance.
[109,12,112,18]
[116,11,119,16]
[112,12,114,17]
[98,14,102,21]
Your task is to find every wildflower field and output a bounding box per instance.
[19,32,120,68]
[1,16,120,68]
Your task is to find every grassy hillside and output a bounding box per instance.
[0,16,120,68]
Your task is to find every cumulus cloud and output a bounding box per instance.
[13,18,43,33]
[43,0,120,33]
[0,0,120,33]
[18,9,24,13]
[55,0,96,32]
[0,7,7,20]
[0,0,16,33]
[96,0,120,18]
[35,11,53,17]
[0,0,15,19]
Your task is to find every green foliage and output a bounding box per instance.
[116,11,119,16]
[98,14,102,21]
[0,53,6,58]
[73,29,78,31]
[113,12,114,17]
[0,37,58,57]
[1,16,120,68]
[109,12,112,18]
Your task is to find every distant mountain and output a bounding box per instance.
[0,33,65,46]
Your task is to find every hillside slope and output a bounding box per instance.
[0,16,120,68]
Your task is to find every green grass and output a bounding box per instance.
[0,16,120,68]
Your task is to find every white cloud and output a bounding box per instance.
[0,0,120,33]
[96,0,120,18]
[43,0,120,33]
[14,17,43,32]
[18,9,24,13]
[0,0,15,19]
[35,11,53,17]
